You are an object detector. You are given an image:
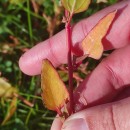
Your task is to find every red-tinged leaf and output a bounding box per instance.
[41,59,69,113]
[82,10,117,59]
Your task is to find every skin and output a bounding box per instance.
[19,0,130,130]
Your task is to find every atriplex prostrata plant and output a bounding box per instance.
[41,0,117,119]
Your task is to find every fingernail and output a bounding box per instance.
[62,118,89,130]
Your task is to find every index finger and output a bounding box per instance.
[19,0,130,75]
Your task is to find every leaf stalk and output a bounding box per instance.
[65,13,74,114]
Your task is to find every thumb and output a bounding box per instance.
[62,97,130,130]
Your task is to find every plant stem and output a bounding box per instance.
[27,0,33,45]
[66,20,74,114]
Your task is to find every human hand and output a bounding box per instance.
[19,0,130,130]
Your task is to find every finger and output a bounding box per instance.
[114,86,130,101]
[51,45,130,129]
[19,0,130,75]
[51,86,130,130]
[74,44,130,112]
[61,97,130,130]
[51,116,63,130]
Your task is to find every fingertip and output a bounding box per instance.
[19,40,56,76]
[51,116,63,130]
[18,41,47,75]
[19,33,68,76]
[19,53,41,76]
[62,118,89,130]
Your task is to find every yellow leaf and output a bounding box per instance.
[82,11,117,59]
[0,78,17,98]
[61,0,91,14]
[97,0,108,3]
[2,97,17,125]
[9,0,25,5]
[41,59,69,112]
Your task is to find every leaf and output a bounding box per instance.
[58,70,69,82]
[1,118,29,130]
[97,0,108,3]
[0,78,17,98]
[61,0,91,14]
[41,59,69,113]
[9,0,26,5]
[82,11,117,59]
[2,97,17,125]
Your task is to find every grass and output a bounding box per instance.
[0,0,117,130]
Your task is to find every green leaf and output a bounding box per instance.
[61,0,91,14]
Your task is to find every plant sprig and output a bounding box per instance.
[41,0,117,120]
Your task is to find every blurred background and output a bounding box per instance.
[0,0,117,130]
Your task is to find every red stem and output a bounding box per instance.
[66,21,74,114]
